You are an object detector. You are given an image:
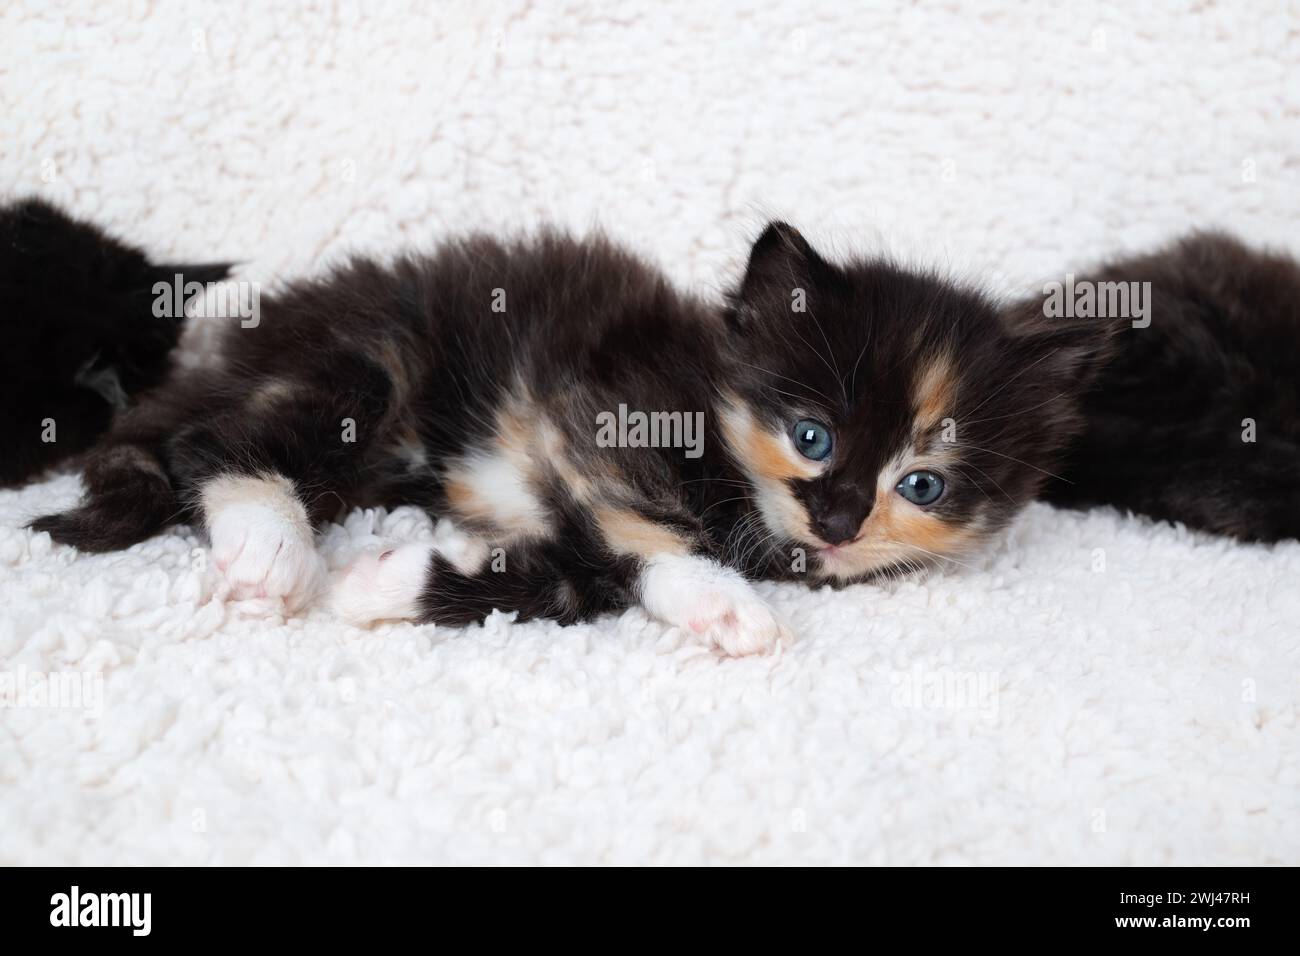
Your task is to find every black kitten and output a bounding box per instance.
[1013,232,1300,542]
[0,198,229,486]
[31,223,1102,653]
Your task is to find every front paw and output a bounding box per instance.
[640,554,791,657]
[329,542,433,626]
[681,585,791,656]
[203,474,324,613]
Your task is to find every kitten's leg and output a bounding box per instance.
[597,505,791,656]
[635,554,791,656]
[30,390,190,551]
[330,508,790,656]
[329,519,491,624]
[199,472,326,611]
[172,356,397,611]
[329,531,623,627]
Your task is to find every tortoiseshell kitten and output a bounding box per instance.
[0,198,228,486]
[32,222,1103,654]
[1009,232,1300,542]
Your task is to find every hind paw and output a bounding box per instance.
[329,542,433,626]
[202,474,325,614]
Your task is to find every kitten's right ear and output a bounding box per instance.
[727,221,825,330]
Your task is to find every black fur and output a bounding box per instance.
[1024,232,1300,541]
[0,198,230,486]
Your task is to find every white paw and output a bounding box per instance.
[640,554,791,657]
[202,473,325,613]
[329,542,433,626]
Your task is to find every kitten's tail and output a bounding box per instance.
[29,441,180,552]
[0,197,231,487]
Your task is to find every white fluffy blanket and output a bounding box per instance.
[2,1,1297,865]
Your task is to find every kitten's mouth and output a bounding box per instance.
[809,535,895,581]
[814,534,861,558]
[811,540,858,576]
[812,542,865,579]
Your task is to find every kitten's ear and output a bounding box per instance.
[728,221,825,329]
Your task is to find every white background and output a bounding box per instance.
[1,1,1297,864]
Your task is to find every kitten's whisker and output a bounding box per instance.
[947,464,994,504]
[894,541,980,572]
[958,348,1058,420]
[730,512,770,567]
[677,477,752,488]
[763,382,826,406]
[721,509,762,561]
[848,323,873,402]
[724,506,772,571]
[739,524,780,573]
[959,390,1070,427]
[955,442,1071,484]
[699,494,757,518]
[787,323,845,405]
[951,461,1014,503]
[805,302,849,405]
[772,253,845,401]
[734,361,835,406]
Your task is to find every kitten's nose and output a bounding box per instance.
[814,509,867,546]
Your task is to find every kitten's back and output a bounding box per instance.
[1039,232,1300,541]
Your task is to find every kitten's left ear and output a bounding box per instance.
[728,221,827,329]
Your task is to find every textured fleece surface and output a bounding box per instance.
[1,1,1297,865]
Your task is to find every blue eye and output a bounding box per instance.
[896,470,945,506]
[792,419,833,460]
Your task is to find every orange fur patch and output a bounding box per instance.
[443,477,495,525]
[494,407,531,459]
[814,485,980,580]
[875,498,975,556]
[913,353,956,432]
[721,397,822,483]
[595,507,691,559]
[538,416,597,504]
[441,393,550,539]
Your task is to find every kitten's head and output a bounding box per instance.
[721,222,1105,581]
[0,198,230,394]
